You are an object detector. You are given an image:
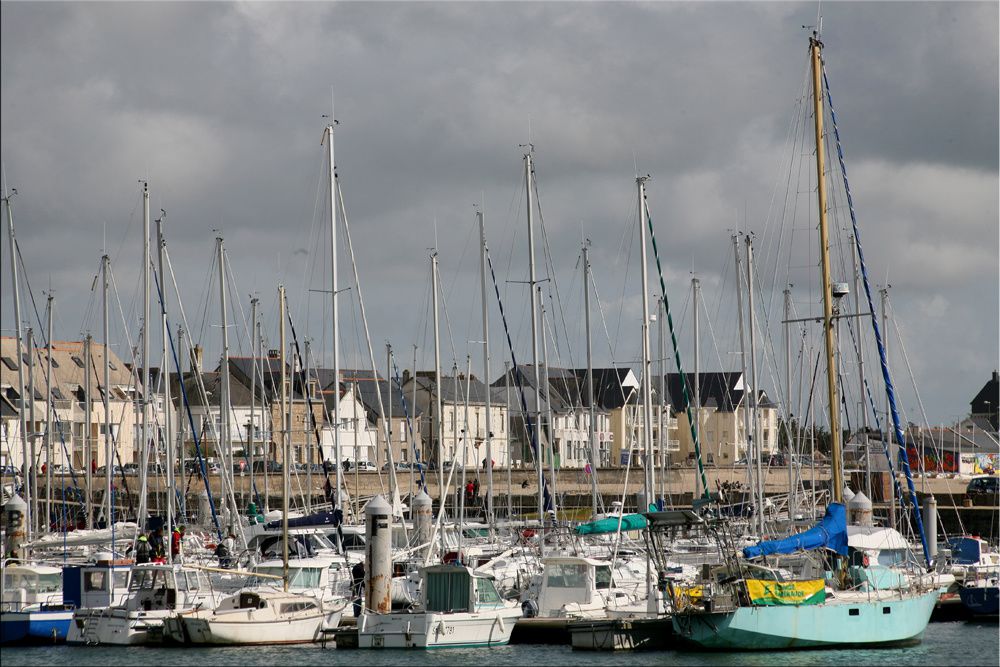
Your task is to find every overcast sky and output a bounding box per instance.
[1,1,997,430]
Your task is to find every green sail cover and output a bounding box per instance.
[574,514,648,535]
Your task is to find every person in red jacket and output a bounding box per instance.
[171,525,185,560]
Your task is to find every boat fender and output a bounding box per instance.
[862,554,870,568]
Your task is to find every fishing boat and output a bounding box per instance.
[66,562,221,645]
[357,563,522,649]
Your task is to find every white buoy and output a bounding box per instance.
[365,495,393,614]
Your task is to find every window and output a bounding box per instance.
[71,356,85,368]
[84,570,107,592]
[1,357,17,371]
[595,565,613,590]
[545,563,587,589]
[51,387,65,400]
[476,577,502,605]
[48,355,59,368]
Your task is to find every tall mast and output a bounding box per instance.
[746,235,764,536]
[217,236,232,522]
[525,150,545,552]
[45,295,54,524]
[693,278,701,500]
[305,339,313,512]
[504,361,513,520]
[539,287,557,520]
[784,287,795,519]
[658,295,666,504]
[157,214,173,539]
[326,121,342,509]
[810,34,844,504]
[140,182,150,528]
[249,297,258,501]
[637,176,655,507]
[852,235,871,498]
[881,287,895,530]
[279,285,289,591]
[583,242,598,517]
[478,210,494,523]
[4,191,32,538]
[431,253,444,505]
[27,327,37,533]
[732,234,753,494]
[84,334,93,529]
[102,256,112,528]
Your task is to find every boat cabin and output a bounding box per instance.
[535,557,614,618]
[124,564,210,612]
[62,559,132,611]
[1,565,62,611]
[421,565,504,614]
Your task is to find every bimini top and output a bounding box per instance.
[743,503,848,560]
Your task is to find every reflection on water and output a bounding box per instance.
[1,621,995,667]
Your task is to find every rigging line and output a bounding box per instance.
[589,265,633,407]
[533,179,577,371]
[223,247,253,357]
[337,181,395,500]
[390,350,427,492]
[642,199,709,499]
[823,65,929,566]
[195,244,218,346]
[485,245,541,469]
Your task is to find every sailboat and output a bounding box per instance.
[668,30,940,650]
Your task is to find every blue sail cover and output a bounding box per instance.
[742,503,848,560]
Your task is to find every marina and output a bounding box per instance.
[1,2,998,666]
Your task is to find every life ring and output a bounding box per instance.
[862,554,870,568]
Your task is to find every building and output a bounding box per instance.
[970,370,999,432]
[663,372,779,465]
[338,370,424,468]
[0,336,138,471]
[402,370,510,470]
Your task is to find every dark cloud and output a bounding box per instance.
[1,1,996,427]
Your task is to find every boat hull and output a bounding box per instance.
[0,608,74,645]
[567,616,673,651]
[67,608,170,645]
[672,590,939,650]
[172,610,342,645]
[958,585,999,617]
[358,608,522,649]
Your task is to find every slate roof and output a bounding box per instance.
[661,372,775,413]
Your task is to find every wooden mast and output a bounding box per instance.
[810,33,844,505]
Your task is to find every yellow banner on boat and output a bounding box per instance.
[745,579,825,606]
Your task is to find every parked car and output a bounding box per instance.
[50,464,79,475]
[147,462,166,475]
[353,461,377,472]
[252,460,282,473]
[967,475,999,497]
[96,464,124,476]
[122,463,141,476]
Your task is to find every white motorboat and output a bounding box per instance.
[358,564,522,649]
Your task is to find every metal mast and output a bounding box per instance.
[431,253,444,505]
[4,191,32,538]
[539,287,557,520]
[157,214,173,538]
[217,236,232,522]
[693,278,701,501]
[637,176,656,506]
[784,287,795,518]
[84,334,93,529]
[326,121,343,509]
[45,295,54,523]
[27,327,37,533]
[279,285,289,591]
[746,235,764,536]
[524,149,545,551]
[583,242,598,517]
[102,256,112,528]
[732,234,753,498]
[140,182,151,527]
[478,210,494,522]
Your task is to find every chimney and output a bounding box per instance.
[402,369,411,384]
[190,345,204,373]
[993,370,998,384]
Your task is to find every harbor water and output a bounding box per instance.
[1,620,996,666]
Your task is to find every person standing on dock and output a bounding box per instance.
[351,561,365,617]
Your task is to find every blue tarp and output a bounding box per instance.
[948,537,983,565]
[742,503,848,560]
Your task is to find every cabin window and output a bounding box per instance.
[288,568,322,589]
[475,578,502,605]
[113,570,129,591]
[130,569,155,591]
[84,571,108,592]
[595,565,613,590]
[425,570,472,612]
[280,601,316,614]
[546,563,587,589]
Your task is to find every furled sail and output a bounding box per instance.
[742,503,848,559]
